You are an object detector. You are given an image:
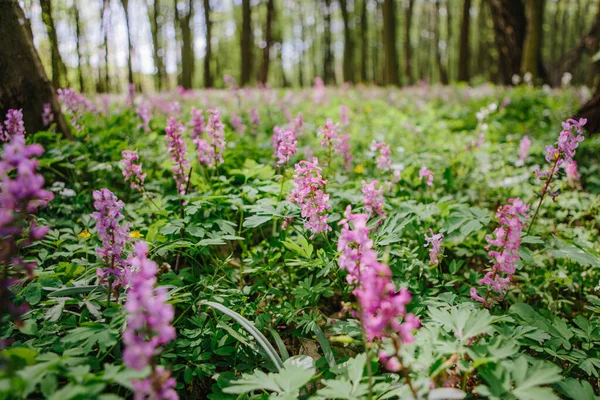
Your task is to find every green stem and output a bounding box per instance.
[527,156,560,235]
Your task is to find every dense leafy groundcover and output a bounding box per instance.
[1,83,599,400]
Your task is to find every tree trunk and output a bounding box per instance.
[404,0,415,84]
[298,2,306,86]
[240,0,253,86]
[382,0,400,86]
[488,0,526,84]
[148,0,167,90]
[521,0,545,81]
[322,0,335,85]
[340,0,354,84]
[176,0,194,89]
[40,0,68,88]
[203,0,213,87]
[458,0,471,82]
[360,0,368,82]
[120,0,134,85]
[0,1,71,139]
[434,0,449,84]
[73,3,86,92]
[101,0,111,92]
[446,0,453,80]
[259,0,275,85]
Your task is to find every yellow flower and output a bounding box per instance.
[78,229,91,239]
[354,164,365,174]
[130,230,144,239]
[365,106,372,113]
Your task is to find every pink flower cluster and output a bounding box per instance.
[544,118,586,168]
[121,150,146,192]
[91,189,130,288]
[337,206,419,344]
[0,133,53,321]
[290,112,304,136]
[336,134,353,170]
[165,117,190,195]
[124,241,178,400]
[371,141,391,170]
[42,104,54,127]
[565,161,580,187]
[424,229,444,265]
[419,166,434,186]
[195,109,225,168]
[288,158,331,237]
[189,107,205,140]
[340,105,349,128]
[231,113,246,134]
[361,180,386,220]
[471,198,529,306]
[273,126,297,165]
[318,118,340,150]
[249,107,261,127]
[57,88,95,131]
[517,136,531,166]
[2,109,25,141]
[136,103,152,133]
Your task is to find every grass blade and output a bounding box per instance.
[312,324,336,368]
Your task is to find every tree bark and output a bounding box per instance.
[382,0,400,86]
[101,0,111,92]
[404,0,415,84]
[148,0,167,90]
[73,2,86,92]
[458,0,471,82]
[203,0,213,87]
[0,1,71,139]
[434,0,449,84]
[259,0,275,85]
[120,0,135,85]
[488,0,526,85]
[240,0,253,86]
[340,0,354,84]
[175,0,195,89]
[521,0,545,81]
[360,0,369,82]
[40,0,68,88]
[322,0,335,84]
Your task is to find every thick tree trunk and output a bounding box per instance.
[259,0,275,85]
[322,0,335,85]
[176,0,194,89]
[382,0,400,86]
[0,1,71,139]
[561,2,600,81]
[203,0,213,87]
[360,0,368,82]
[434,0,449,84]
[40,0,68,88]
[340,0,354,84]
[577,83,600,133]
[73,3,86,92]
[101,0,111,92]
[458,0,471,82]
[240,0,253,86]
[521,0,545,81]
[148,0,167,90]
[120,0,135,85]
[404,0,415,84]
[488,0,526,84]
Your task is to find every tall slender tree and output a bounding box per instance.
[339,0,355,84]
[148,0,167,90]
[322,0,335,84]
[0,0,71,138]
[404,0,415,84]
[488,0,526,84]
[72,2,86,92]
[203,0,213,87]
[40,0,68,88]
[100,0,111,92]
[360,0,369,82]
[458,0,471,82]
[521,0,546,81]
[382,0,400,86]
[175,0,195,89]
[120,0,135,85]
[240,0,253,86]
[434,0,449,84]
[259,0,275,85]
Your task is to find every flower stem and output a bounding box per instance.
[527,156,560,235]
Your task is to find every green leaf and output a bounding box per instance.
[312,324,336,368]
[242,215,272,228]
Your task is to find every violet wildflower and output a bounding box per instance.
[231,113,246,134]
[137,103,152,133]
[195,109,225,168]
[167,101,181,117]
[370,140,391,170]
[471,198,529,307]
[273,126,298,166]
[123,241,178,400]
[121,150,146,192]
[288,158,331,237]
[335,134,353,170]
[419,166,434,186]
[57,88,95,131]
[337,205,419,355]
[340,105,350,128]
[189,107,205,139]
[0,134,53,321]
[42,103,54,127]
[361,180,386,220]
[3,109,25,140]
[319,119,340,150]
[290,112,304,136]
[91,189,130,289]
[517,135,531,166]
[424,229,444,265]
[249,107,261,127]
[165,117,190,195]
[565,160,580,187]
